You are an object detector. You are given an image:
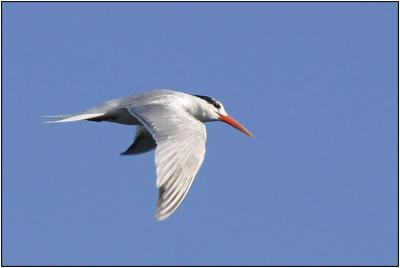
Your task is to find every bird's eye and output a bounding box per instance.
[213,103,221,109]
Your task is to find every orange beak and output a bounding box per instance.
[218,114,254,138]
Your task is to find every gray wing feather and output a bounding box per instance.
[121,126,157,155]
[127,97,206,221]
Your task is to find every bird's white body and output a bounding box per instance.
[46,89,252,220]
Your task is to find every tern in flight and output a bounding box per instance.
[46,90,253,220]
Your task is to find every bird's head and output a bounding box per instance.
[193,95,254,138]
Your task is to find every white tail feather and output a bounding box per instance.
[44,113,105,123]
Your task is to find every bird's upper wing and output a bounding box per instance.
[127,101,206,220]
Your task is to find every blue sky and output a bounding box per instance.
[3,2,398,266]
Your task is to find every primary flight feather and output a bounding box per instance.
[46,89,253,220]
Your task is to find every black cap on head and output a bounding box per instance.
[193,95,221,109]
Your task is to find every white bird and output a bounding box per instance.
[46,89,253,220]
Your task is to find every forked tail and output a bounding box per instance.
[42,113,106,123]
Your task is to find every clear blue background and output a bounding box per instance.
[3,2,398,266]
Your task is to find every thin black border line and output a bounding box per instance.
[0,1,399,3]
[1,1,398,267]
[397,1,399,267]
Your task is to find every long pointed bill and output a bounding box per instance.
[218,114,254,138]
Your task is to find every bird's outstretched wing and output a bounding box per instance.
[128,102,206,220]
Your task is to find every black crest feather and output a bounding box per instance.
[193,95,220,108]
